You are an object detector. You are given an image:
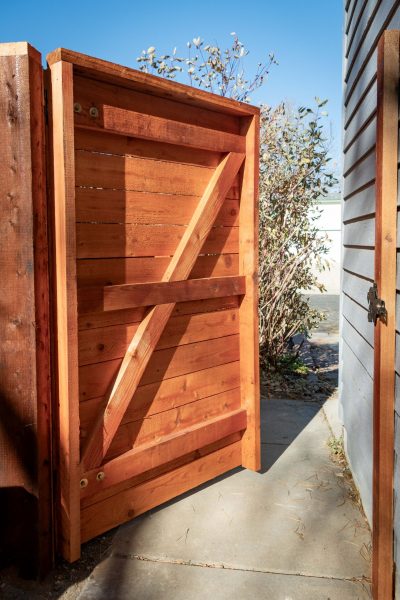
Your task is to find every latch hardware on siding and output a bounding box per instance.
[367,283,387,324]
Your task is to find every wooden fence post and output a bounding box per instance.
[0,42,52,576]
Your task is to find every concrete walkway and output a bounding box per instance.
[78,395,371,600]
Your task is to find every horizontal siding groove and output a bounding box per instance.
[345,0,400,103]
[344,73,376,127]
[346,0,370,57]
[343,182,375,222]
[345,0,380,82]
[343,267,374,283]
[347,0,400,83]
[343,244,375,250]
[342,314,373,349]
[344,142,376,176]
[342,339,373,386]
[345,50,377,109]
[343,177,376,201]
[342,316,374,377]
[343,212,376,225]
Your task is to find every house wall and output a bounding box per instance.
[342,1,400,593]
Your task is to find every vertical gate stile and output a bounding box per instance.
[49,58,81,562]
[373,29,399,600]
[239,114,261,471]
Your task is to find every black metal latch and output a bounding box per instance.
[367,282,387,324]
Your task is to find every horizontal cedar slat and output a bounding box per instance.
[75,187,239,226]
[78,307,239,366]
[81,409,246,500]
[74,128,222,167]
[77,254,239,288]
[80,440,242,542]
[105,388,242,460]
[96,275,245,312]
[79,334,240,401]
[76,223,238,259]
[78,295,239,330]
[72,74,241,135]
[95,105,246,153]
[75,151,239,199]
[79,361,241,428]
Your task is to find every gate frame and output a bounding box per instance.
[46,48,260,562]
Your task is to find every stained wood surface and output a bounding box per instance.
[77,254,239,288]
[81,410,246,499]
[0,41,52,575]
[80,440,242,542]
[46,48,259,117]
[81,152,244,469]
[47,47,259,559]
[79,334,240,402]
[76,222,238,259]
[372,29,399,600]
[78,308,239,366]
[50,59,81,562]
[79,361,241,432]
[75,187,239,226]
[105,388,241,459]
[78,295,239,330]
[84,276,245,313]
[78,104,246,153]
[239,115,260,471]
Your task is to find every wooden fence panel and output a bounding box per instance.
[46,48,260,560]
[0,42,52,575]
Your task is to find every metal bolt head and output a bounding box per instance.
[96,471,105,481]
[80,478,88,488]
[89,106,99,118]
[74,102,82,114]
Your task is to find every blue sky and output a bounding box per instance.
[0,0,343,166]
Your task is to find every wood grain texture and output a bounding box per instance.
[239,115,260,471]
[75,186,239,226]
[77,254,239,288]
[79,334,240,402]
[80,104,246,153]
[105,388,241,460]
[78,307,239,366]
[46,48,259,117]
[0,41,52,575]
[81,152,244,469]
[75,222,238,259]
[50,59,81,562]
[80,440,242,542]
[79,361,241,431]
[81,276,245,313]
[372,29,399,600]
[78,295,239,330]
[81,409,246,500]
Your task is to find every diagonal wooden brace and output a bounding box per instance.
[82,151,245,470]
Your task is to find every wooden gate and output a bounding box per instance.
[46,49,260,562]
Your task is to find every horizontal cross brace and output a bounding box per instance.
[75,104,246,153]
[104,275,245,310]
[80,408,246,499]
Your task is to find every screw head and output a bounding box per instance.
[96,471,105,481]
[80,478,88,488]
[89,106,99,118]
[74,102,82,113]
